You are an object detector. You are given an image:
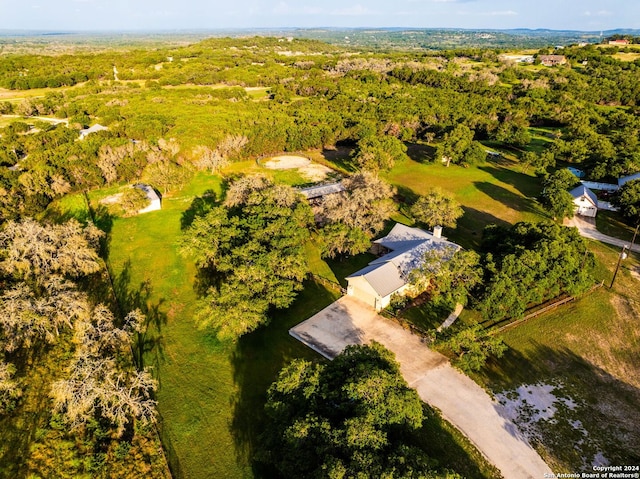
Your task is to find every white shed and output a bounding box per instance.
[134,184,161,214]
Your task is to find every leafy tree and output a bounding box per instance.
[436,124,485,166]
[613,179,640,224]
[319,172,396,258]
[410,188,464,230]
[351,135,409,171]
[120,186,151,215]
[260,342,451,479]
[142,160,190,195]
[0,218,103,282]
[478,222,594,321]
[0,277,89,352]
[410,247,482,305]
[540,169,580,220]
[51,307,156,438]
[444,325,507,373]
[180,176,312,339]
[0,361,21,414]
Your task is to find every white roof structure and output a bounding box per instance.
[134,184,161,214]
[79,124,108,139]
[618,172,640,187]
[346,224,460,299]
[298,182,345,199]
[569,185,598,206]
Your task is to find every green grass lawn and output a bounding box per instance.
[382,156,547,249]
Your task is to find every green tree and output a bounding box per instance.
[410,247,482,305]
[410,188,464,230]
[436,124,485,166]
[351,135,409,171]
[444,325,507,373]
[180,176,313,339]
[540,169,580,220]
[120,186,151,215]
[478,222,594,321]
[613,179,640,224]
[260,342,452,478]
[319,172,396,258]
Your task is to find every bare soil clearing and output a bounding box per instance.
[262,154,336,182]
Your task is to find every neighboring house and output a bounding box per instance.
[79,124,108,139]
[570,185,598,218]
[346,224,460,311]
[539,55,567,66]
[609,39,630,45]
[618,172,640,188]
[567,167,585,179]
[134,184,161,214]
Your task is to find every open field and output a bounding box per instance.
[472,240,640,472]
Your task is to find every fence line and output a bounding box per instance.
[490,281,604,334]
[309,273,347,294]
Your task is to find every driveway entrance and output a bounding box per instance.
[290,296,552,479]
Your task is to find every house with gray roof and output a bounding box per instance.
[569,185,598,217]
[345,223,460,311]
[618,172,640,188]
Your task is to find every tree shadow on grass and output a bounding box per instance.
[450,206,509,250]
[473,181,544,217]
[112,259,167,373]
[228,280,336,477]
[479,341,640,470]
[406,142,437,164]
[180,189,218,231]
[478,164,542,199]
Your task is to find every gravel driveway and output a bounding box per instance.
[565,215,640,252]
[290,296,552,479]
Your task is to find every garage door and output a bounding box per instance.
[348,285,377,309]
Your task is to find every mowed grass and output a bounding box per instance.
[92,172,341,479]
[94,173,259,479]
[383,156,546,249]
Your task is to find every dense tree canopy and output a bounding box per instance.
[478,222,595,321]
[319,172,396,258]
[613,179,640,224]
[180,176,313,339]
[410,188,464,230]
[260,342,454,478]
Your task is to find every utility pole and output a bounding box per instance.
[610,245,628,289]
[630,223,639,252]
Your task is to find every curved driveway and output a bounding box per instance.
[565,216,640,253]
[290,296,552,479]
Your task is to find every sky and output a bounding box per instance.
[1,0,639,32]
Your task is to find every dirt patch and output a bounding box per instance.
[298,164,335,182]
[99,193,123,205]
[262,155,310,169]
